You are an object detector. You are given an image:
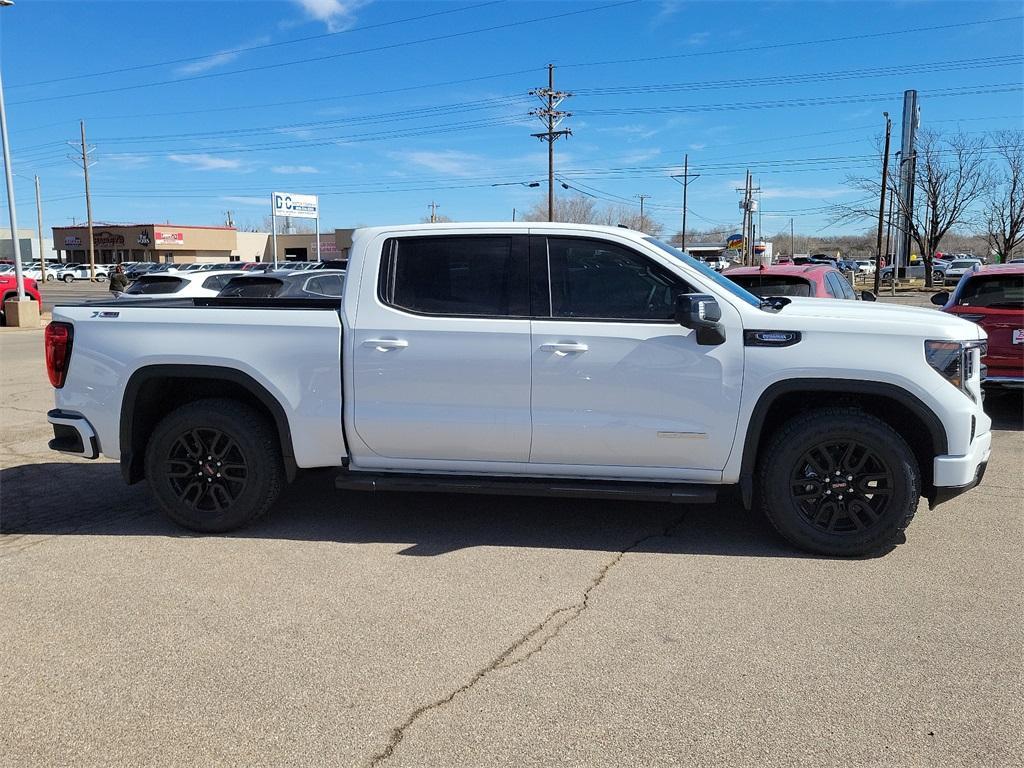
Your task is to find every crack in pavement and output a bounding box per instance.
[365,512,688,767]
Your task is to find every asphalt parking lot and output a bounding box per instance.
[1,325,1022,767]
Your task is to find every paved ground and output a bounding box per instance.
[1,327,1021,767]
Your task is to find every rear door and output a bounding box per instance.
[528,234,744,474]
[352,234,534,462]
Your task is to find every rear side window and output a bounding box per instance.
[380,236,529,317]
[827,271,856,299]
[957,274,1024,308]
[302,274,344,297]
[548,238,687,320]
[729,275,812,298]
[219,277,284,298]
[201,274,239,292]
[124,276,185,295]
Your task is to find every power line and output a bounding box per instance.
[7,2,507,89]
[9,1,639,106]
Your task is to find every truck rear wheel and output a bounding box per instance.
[144,398,284,533]
[757,407,920,556]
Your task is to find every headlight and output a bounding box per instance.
[925,339,987,401]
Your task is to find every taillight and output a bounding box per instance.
[45,321,74,388]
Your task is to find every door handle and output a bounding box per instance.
[363,338,409,351]
[540,342,589,355]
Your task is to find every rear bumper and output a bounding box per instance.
[47,409,99,459]
[929,428,991,507]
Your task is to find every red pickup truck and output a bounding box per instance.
[0,274,42,325]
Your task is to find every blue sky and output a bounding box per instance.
[1,0,1022,239]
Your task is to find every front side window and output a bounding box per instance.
[547,238,689,321]
[381,236,529,317]
[201,274,238,292]
[644,237,762,308]
[302,274,344,297]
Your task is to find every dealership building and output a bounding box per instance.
[50,224,354,265]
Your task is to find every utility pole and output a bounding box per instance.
[0,59,27,303]
[790,217,795,257]
[68,120,97,280]
[636,194,650,231]
[34,175,44,286]
[428,201,439,223]
[670,154,700,250]
[530,64,572,222]
[874,112,892,295]
[736,171,759,266]
[512,207,516,222]
[894,90,919,286]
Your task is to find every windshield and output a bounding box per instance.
[957,274,1024,308]
[644,238,761,308]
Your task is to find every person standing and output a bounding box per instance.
[109,264,128,298]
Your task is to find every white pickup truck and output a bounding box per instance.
[45,223,991,556]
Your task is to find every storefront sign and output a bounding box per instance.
[154,231,185,245]
[64,236,82,247]
[137,232,152,246]
[272,192,318,219]
[93,231,125,247]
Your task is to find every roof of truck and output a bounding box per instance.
[351,222,650,239]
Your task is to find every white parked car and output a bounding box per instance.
[58,264,109,282]
[943,258,983,285]
[118,270,248,299]
[855,260,876,275]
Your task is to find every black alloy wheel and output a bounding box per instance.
[164,427,249,515]
[789,439,893,534]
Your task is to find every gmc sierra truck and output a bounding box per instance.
[45,223,991,556]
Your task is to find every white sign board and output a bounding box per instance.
[272,192,318,219]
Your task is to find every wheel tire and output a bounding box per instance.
[95,274,107,283]
[45,274,55,282]
[757,407,920,557]
[62,274,74,283]
[144,398,284,533]
[932,270,944,283]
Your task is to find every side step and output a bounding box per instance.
[334,471,718,504]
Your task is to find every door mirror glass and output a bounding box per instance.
[675,294,726,345]
[860,290,877,302]
[930,291,950,306]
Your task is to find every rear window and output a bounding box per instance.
[727,274,812,297]
[124,276,185,295]
[218,277,284,298]
[957,274,1024,308]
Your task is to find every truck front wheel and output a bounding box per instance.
[144,398,284,533]
[758,407,920,556]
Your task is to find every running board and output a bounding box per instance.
[334,472,718,504]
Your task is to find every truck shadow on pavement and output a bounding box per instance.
[1,462,814,559]
[4,391,1017,559]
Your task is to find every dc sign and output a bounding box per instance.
[272,192,318,219]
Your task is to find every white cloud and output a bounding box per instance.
[169,153,243,171]
[272,165,319,174]
[102,153,150,168]
[393,150,483,177]
[292,0,368,32]
[686,31,710,46]
[688,143,707,150]
[221,196,268,206]
[759,186,850,200]
[176,37,270,75]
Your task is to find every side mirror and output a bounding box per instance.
[860,290,877,302]
[930,291,950,306]
[675,294,726,345]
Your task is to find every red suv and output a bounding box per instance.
[724,264,872,300]
[933,264,1024,389]
[0,275,42,325]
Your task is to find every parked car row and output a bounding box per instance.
[117,269,347,301]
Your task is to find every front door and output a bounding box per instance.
[352,234,534,462]
[529,235,744,473]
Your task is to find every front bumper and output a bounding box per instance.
[929,428,991,508]
[47,409,99,460]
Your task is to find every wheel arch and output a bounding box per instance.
[120,364,297,485]
[739,379,948,508]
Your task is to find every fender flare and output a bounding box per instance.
[738,378,948,508]
[120,364,297,484]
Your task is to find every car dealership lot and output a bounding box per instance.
[1,328,1021,767]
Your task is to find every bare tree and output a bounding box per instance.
[522,193,598,224]
[596,204,665,236]
[834,130,992,286]
[260,214,316,234]
[419,214,454,223]
[984,130,1024,262]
